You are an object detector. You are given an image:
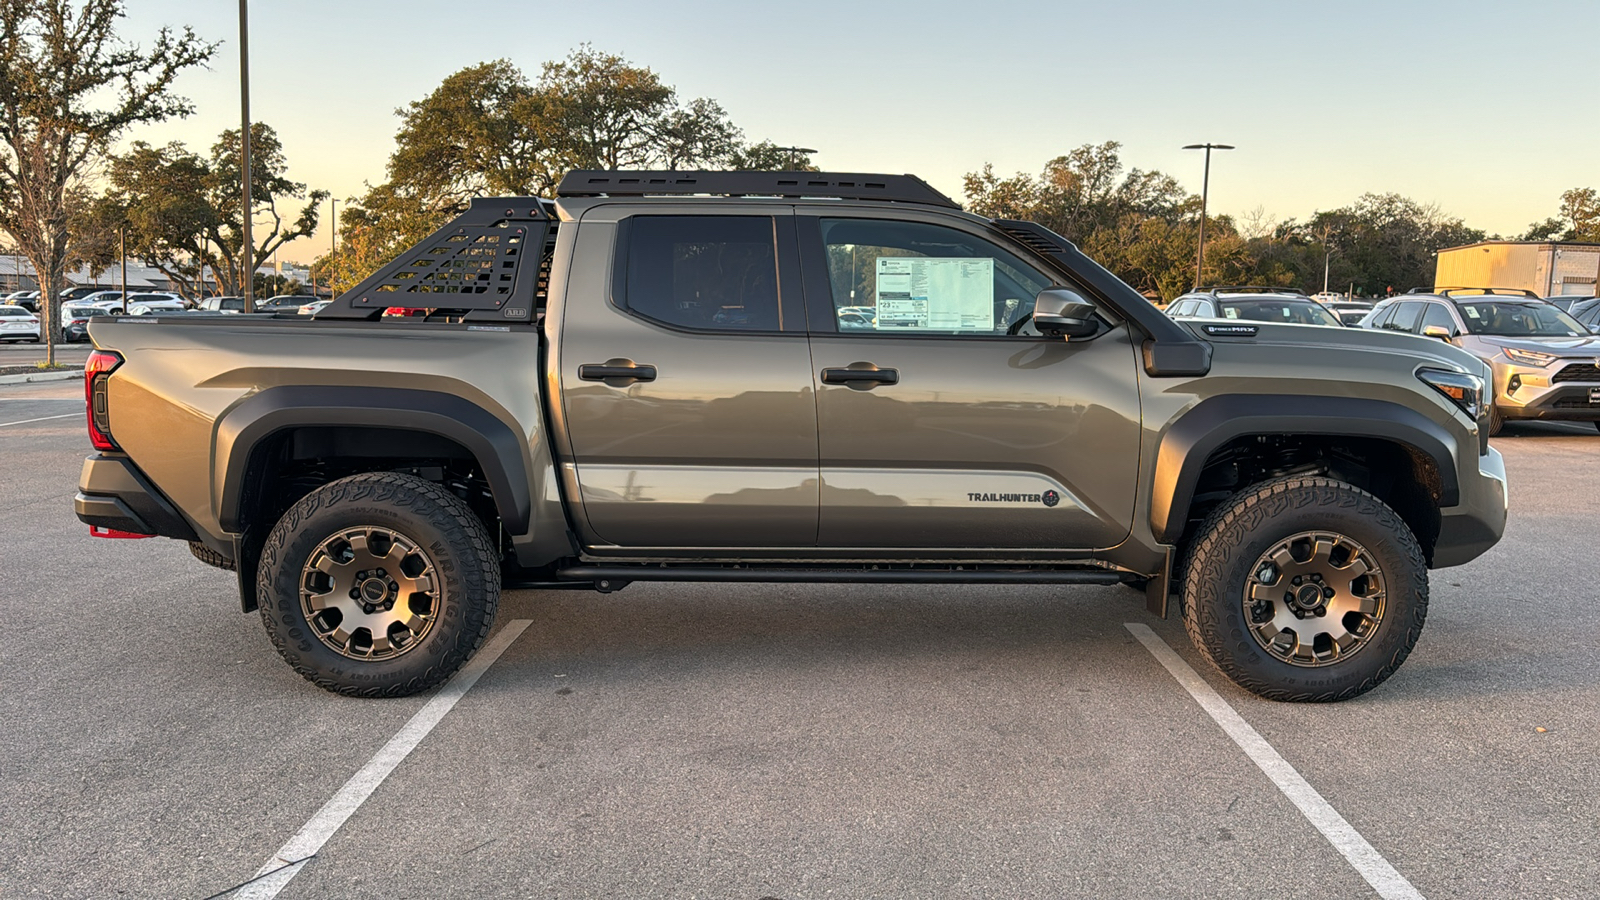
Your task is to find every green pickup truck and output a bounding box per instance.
[73,170,1508,702]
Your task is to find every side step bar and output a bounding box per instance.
[550,565,1132,593]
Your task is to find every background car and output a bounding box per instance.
[122,293,187,315]
[1362,288,1600,434]
[58,286,102,302]
[0,304,41,342]
[196,296,250,313]
[1569,298,1600,332]
[62,306,111,342]
[1325,300,1375,326]
[1544,295,1594,313]
[1166,287,1346,327]
[260,294,314,312]
[296,299,331,315]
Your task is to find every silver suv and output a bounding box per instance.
[1167,287,1345,328]
[1362,289,1600,434]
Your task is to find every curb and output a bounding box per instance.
[0,370,83,385]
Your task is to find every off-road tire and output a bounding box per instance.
[188,541,235,571]
[1181,475,1428,703]
[257,472,500,697]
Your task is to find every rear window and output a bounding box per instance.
[0,306,26,317]
[623,215,781,331]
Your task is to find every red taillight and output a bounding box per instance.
[84,349,122,451]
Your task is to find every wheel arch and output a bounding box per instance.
[1151,394,1462,548]
[214,385,533,537]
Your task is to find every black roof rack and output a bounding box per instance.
[555,170,960,209]
[1192,285,1311,297]
[1431,287,1542,299]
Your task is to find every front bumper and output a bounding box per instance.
[1433,446,1508,568]
[74,453,198,541]
[1494,359,1600,421]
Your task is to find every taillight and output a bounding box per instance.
[84,349,122,451]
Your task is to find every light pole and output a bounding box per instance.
[331,198,338,254]
[1182,143,1234,288]
[239,0,254,313]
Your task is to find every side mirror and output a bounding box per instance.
[1033,288,1100,339]
[1421,324,1453,340]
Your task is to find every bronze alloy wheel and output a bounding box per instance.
[299,526,439,660]
[1243,531,1386,667]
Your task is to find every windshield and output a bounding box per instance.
[1457,302,1587,337]
[1219,299,1343,327]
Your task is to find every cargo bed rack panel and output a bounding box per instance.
[555,169,960,209]
[316,197,550,321]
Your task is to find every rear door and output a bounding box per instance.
[798,212,1143,552]
[556,205,819,549]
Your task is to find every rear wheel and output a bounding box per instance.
[257,472,500,697]
[1181,476,1428,702]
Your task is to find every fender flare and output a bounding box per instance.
[214,385,532,535]
[1150,394,1462,544]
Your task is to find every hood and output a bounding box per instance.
[1179,318,1489,376]
[1476,334,1600,356]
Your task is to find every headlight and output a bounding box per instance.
[1417,367,1485,421]
[1503,347,1557,366]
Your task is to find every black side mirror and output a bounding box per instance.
[1033,288,1100,339]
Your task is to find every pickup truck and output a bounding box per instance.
[73,169,1508,702]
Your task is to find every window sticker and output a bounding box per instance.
[874,257,994,331]
[1224,307,1239,318]
[1465,307,1480,319]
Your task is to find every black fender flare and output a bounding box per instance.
[1150,394,1462,544]
[214,385,532,535]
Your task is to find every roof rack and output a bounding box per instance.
[1193,285,1310,297]
[1432,287,1542,299]
[555,170,960,209]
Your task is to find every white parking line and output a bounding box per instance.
[0,413,76,427]
[1125,623,1424,900]
[234,620,532,899]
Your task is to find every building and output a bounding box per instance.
[1434,241,1600,298]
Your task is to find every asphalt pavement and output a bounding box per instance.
[1,379,1596,899]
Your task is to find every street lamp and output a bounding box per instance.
[1182,143,1234,289]
[239,0,254,313]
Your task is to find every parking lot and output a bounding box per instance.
[2,378,1596,900]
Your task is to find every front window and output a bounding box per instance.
[1218,299,1342,327]
[819,218,1052,336]
[1457,302,1587,337]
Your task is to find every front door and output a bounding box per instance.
[800,213,1143,552]
[557,208,818,549]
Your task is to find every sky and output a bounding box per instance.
[118,0,1600,265]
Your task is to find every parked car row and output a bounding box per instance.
[1161,285,1600,434]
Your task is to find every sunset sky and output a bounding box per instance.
[121,0,1600,263]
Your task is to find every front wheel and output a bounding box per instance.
[1181,476,1428,702]
[257,472,501,697]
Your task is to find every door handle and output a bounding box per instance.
[579,360,657,383]
[821,363,898,388]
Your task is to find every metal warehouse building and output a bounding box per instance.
[1433,238,1600,297]
[1434,240,1600,298]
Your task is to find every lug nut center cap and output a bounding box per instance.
[1293,583,1324,610]
[359,578,390,603]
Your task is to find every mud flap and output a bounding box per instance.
[1145,548,1174,618]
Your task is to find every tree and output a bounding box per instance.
[323,47,817,293]
[1521,188,1600,242]
[0,0,213,363]
[94,124,325,299]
